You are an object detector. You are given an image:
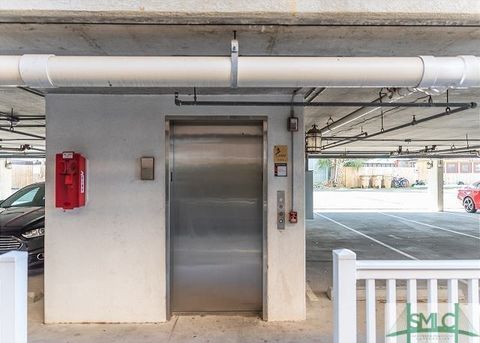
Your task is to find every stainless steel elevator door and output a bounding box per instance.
[170,121,263,313]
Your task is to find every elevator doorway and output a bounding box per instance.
[168,120,265,314]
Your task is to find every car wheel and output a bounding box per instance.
[463,197,477,213]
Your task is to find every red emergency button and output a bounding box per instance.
[289,210,298,224]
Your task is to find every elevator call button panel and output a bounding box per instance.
[277,190,286,230]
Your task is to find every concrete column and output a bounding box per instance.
[0,159,13,200]
[0,251,28,343]
[305,158,314,219]
[428,160,444,212]
[45,94,307,323]
[333,249,357,343]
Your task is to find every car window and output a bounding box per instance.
[1,184,45,208]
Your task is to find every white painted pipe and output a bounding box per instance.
[0,55,479,89]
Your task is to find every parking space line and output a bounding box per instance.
[380,213,480,240]
[441,211,480,221]
[316,213,418,260]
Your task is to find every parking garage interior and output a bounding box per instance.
[0,3,479,343]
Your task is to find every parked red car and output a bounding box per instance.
[457,181,480,213]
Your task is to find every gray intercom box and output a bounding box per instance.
[140,157,155,180]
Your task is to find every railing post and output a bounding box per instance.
[333,249,357,343]
[467,279,479,343]
[385,279,397,343]
[0,251,28,343]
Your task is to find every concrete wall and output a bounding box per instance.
[45,94,305,323]
[4,0,479,13]
[1,1,479,25]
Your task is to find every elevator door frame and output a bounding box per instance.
[165,117,268,319]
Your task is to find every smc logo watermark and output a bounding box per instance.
[387,303,479,342]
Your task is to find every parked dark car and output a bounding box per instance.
[457,181,480,213]
[0,182,45,268]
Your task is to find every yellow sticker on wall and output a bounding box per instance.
[274,145,288,163]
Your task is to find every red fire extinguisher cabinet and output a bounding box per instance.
[55,152,86,210]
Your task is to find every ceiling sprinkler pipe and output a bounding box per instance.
[321,137,480,142]
[405,144,480,155]
[310,149,480,158]
[309,153,479,159]
[0,55,478,89]
[318,90,412,135]
[319,105,472,151]
[0,154,45,159]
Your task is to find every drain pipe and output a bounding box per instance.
[0,55,479,89]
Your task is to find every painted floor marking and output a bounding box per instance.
[380,213,480,240]
[316,213,418,260]
[441,211,480,222]
[306,282,319,302]
[316,212,470,287]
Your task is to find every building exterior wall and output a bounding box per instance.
[11,162,45,191]
[45,94,305,323]
[0,159,12,200]
[444,159,480,185]
[347,159,480,188]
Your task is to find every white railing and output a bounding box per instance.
[0,251,28,343]
[333,249,480,343]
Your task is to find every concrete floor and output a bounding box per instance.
[314,188,464,211]
[28,211,479,343]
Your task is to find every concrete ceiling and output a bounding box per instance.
[1,24,480,56]
[0,87,44,155]
[0,24,479,156]
[303,88,480,154]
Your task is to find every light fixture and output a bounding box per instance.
[22,227,45,239]
[305,124,322,154]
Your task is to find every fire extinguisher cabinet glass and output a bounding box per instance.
[55,152,86,210]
